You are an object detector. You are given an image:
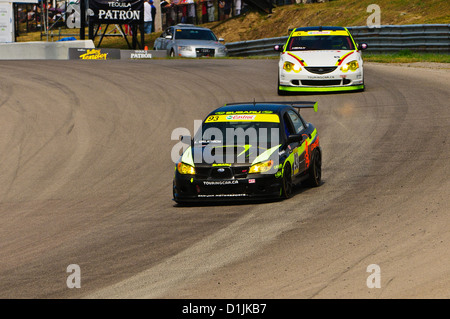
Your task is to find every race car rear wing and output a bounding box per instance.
[224,101,318,113]
[268,101,318,113]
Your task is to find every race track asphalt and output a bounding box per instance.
[0,59,448,298]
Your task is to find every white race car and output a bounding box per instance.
[275,26,368,94]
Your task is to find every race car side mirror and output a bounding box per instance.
[358,43,368,50]
[274,44,284,52]
[287,134,302,144]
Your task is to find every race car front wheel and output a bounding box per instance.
[306,149,322,187]
[282,165,293,199]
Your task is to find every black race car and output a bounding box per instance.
[173,102,322,204]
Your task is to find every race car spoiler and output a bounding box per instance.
[273,101,318,113]
[225,101,318,112]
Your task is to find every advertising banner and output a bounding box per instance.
[69,48,121,60]
[89,0,143,25]
[0,2,12,43]
[120,49,167,59]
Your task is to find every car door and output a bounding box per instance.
[161,27,173,51]
[284,110,308,177]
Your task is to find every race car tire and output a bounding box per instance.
[305,149,322,187]
[282,164,293,199]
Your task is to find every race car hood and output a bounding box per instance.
[182,144,280,166]
[285,50,355,67]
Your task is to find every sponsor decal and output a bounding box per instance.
[69,48,120,60]
[79,49,108,60]
[248,179,256,184]
[308,31,331,35]
[203,180,238,186]
[121,50,167,59]
[130,51,152,59]
[204,114,280,123]
[226,115,256,121]
[307,75,336,79]
[214,111,273,115]
[292,30,348,37]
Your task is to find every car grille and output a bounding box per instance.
[210,167,233,179]
[304,66,337,74]
[196,48,215,57]
[195,167,211,179]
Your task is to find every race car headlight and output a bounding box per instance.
[218,46,227,54]
[249,160,274,174]
[283,61,301,73]
[341,60,359,72]
[178,45,193,51]
[177,162,195,175]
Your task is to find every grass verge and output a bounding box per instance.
[363,50,450,64]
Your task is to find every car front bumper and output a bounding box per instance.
[279,67,364,92]
[279,84,364,92]
[173,173,283,203]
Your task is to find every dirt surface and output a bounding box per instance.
[0,60,448,299]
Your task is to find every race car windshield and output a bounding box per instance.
[175,29,218,41]
[194,122,281,147]
[287,35,355,51]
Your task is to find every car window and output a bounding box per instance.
[175,29,217,41]
[283,113,296,138]
[288,35,355,51]
[287,110,305,134]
